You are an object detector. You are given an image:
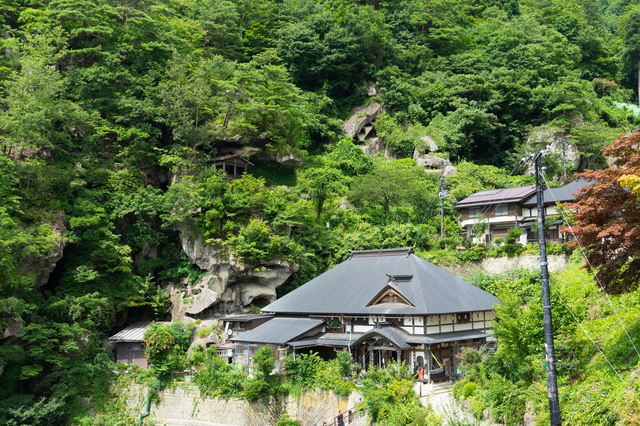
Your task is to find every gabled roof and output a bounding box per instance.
[207,153,254,165]
[230,317,324,344]
[352,327,412,349]
[521,178,593,207]
[366,281,415,307]
[455,185,536,208]
[262,248,500,316]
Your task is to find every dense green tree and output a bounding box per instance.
[621,8,640,104]
[348,161,429,215]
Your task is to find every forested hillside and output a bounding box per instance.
[2,0,640,423]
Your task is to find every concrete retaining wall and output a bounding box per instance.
[441,253,569,279]
[123,383,363,426]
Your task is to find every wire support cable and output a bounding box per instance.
[548,282,637,397]
[541,174,640,361]
[411,195,437,248]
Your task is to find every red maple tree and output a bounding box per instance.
[566,129,640,293]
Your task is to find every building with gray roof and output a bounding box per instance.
[109,321,169,369]
[231,248,500,382]
[456,179,592,245]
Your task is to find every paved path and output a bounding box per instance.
[415,382,479,425]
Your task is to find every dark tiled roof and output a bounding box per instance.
[521,179,593,207]
[230,317,324,344]
[352,327,412,349]
[262,250,500,316]
[288,333,358,348]
[405,330,489,344]
[456,185,536,208]
[352,327,488,348]
[220,314,273,322]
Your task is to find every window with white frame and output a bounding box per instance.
[469,207,481,218]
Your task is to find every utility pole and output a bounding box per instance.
[535,152,562,426]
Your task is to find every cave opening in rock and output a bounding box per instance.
[41,254,66,295]
[250,297,270,309]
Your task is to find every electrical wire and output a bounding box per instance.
[548,282,636,396]
[540,174,640,361]
[411,195,437,248]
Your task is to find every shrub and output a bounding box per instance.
[143,321,195,374]
[198,325,220,339]
[462,382,478,398]
[276,414,301,426]
[244,379,275,402]
[195,356,246,398]
[452,380,467,400]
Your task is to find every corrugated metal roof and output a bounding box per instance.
[262,251,500,316]
[456,185,536,208]
[109,321,169,342]
[231,317,324,344]
[521,178,593,207]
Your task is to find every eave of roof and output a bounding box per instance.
[220,314,273,322]
[231,317,324,345]
[520,179,594,207]
[207,153,254,166]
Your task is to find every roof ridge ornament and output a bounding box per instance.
[350,247,415,258]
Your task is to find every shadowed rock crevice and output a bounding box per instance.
[176,223,297,316]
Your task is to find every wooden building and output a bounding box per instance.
[108,321,166,369]
[231,248,500,383]
[455,179,592,245]
[209,154,253,179]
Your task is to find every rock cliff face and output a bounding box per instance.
[413,150,457,177]
[19,218,66,287]
[176,224,297,315]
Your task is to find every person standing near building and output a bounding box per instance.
[337,410,344,426]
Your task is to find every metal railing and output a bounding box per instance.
[330,405,366,425]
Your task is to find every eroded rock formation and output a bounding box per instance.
[19,217,66,287]
[176,224,297,316]
[413,150,457,177]
[343,102,383,142]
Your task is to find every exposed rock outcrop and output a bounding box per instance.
[342,102,383,142]
[418,135,439,152]
[360,137,390,158]
[525,128,581,173]
[413,150,457,177]
[1,316,24,344]
[19,217,66,287]
[272,152,303,168]
[176,224,297,316]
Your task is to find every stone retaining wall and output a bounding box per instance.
[441,254,569,279]
[123,383,363,426]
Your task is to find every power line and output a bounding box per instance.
[540,174,640,361]
[548,282,635,395]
